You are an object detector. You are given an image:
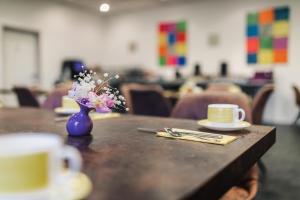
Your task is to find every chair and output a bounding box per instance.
[13,87,40,107]
[207,82,242,93]
[121,83,171,117]
[251,84,274,125]
[171,91,251,122]
[292,85,300,124]
[42,83,71,110]
[171,92,258,200]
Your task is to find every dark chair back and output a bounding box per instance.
[13,87,40,107]
[251,84,274,124]
[292,85,300,106]
[130,90,171,117]
[121,83,171,117]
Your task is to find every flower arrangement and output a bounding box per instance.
[68,68,128,113]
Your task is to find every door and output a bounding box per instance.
[3,27,39,88]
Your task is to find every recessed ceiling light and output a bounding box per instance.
[99,3,110,13]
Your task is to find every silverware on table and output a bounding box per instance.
[137,127,223,140]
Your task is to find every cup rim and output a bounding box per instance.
[208,104,238,108]
[0,133,63,156]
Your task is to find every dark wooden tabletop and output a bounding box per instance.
[0,108,276,200]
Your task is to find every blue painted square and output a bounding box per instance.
[178,56,186,66]
[247,53,257,64]
[168,33,176,44]
[247,25,259,37]
[275,6,289,20]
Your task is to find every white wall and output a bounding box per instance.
[0,0,299,124]
[0,0,104,89]
[101,0,300,124]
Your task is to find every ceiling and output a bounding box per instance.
[57,0,197,15]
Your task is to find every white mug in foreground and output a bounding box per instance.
[0,133,82,200]
[207,104,245,125]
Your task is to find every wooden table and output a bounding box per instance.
[0,108,276,200]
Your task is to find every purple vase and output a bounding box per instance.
[66,103,93,137]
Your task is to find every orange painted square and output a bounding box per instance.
[159,46,167,56]
[259,9,274,25]
[274,49,287,63]
[247,38,259,53]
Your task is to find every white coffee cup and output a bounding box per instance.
[207,104,246,125]
[0,133,82,200]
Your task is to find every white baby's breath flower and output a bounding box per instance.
[115,75,119,79]
[97,79,102,84]
[104,73,108,77]
[84,77,90,82]
[125,108,129,111]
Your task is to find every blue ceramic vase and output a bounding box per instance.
[66,102,93,137]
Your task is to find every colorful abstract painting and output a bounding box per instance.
[246,6,289,65]
[158,21,187,67]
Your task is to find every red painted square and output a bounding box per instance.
[167,56,178,66]
[159,24,167,32]
[247,37,259,53]
[177,32,186,42]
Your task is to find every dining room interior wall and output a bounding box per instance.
[0,0,105,90]
[101,0,300,124]
[0,0,299,124]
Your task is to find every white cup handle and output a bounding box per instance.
[62,146,82,175]
[238,108,246,122]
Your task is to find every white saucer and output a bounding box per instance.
[54,107,79,115]
[0,172,92,200]
[197,119,251,131]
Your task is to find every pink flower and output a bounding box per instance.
[96,106,111,113]
[99,94,115,108]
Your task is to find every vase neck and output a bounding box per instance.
[79,103,92,114]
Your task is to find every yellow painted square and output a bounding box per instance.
[175,42,186,55]
[258,49,274,64]
[272,21,289,37]
[159,33,167,45]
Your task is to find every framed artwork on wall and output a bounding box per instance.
[246,6,289,65]
[158,21,187,67]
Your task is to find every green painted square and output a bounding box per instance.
[159,56,166,66]
[247,13,258,25]
[260,36,273,49]
[176,21,186,32]
[260,24,272,37]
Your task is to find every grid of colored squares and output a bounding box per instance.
[246,6,289,64]
[158,21,187,67]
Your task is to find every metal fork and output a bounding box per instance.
[165,128,223,139]
[164,128,221,142]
